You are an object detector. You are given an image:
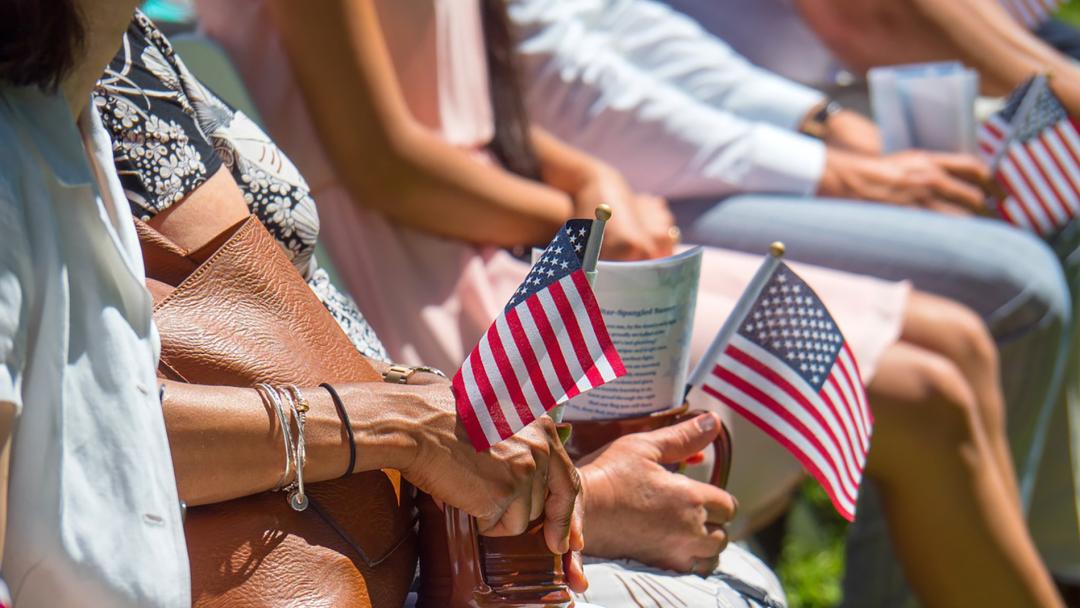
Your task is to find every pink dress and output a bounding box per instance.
[196,0,909,526]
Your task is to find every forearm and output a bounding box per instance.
[366,126,574,245]
[906,0,1080,106]
[798,0,1080,106]
[161,380,419,506]
[267,0,572,248]
[531,127,607,196]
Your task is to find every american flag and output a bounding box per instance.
[978,75,1080,237]
[700,263,870,520]
[453,219,626,451]
[999,0,1063,28]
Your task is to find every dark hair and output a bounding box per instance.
[0,0,85,91]
[481,0,541,181]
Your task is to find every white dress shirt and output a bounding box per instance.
[509,0,828,198]
[0,86,189,607]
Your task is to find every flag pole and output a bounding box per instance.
[582,204,612,286]
[991,72,1050,171]
[550,204,611,424]
[683,242,785,401]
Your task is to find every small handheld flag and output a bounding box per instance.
[687,245,872,521]
[978,74,1080,237]
[453,218,626,451]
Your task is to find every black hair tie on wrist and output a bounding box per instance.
[320,383,356,479]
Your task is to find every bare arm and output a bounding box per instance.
[265,0,573,247]
[796,0,1080,109]
[162,380,408,505]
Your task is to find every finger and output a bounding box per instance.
[478,490,533,538]
[564,551,589,594]
[933,153,991,184]
[569,491,585,552]
[702,485,738,524]
[690,526,729,563]
[529,458,549,523]
[705,523,730,553]
[924,197,978,217]
[688,553,721,577]
[642,412,722,464]
[931,173,986,212]
[543,445,581,555]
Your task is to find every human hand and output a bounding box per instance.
[818,148,991,215]
[576,413,737,573]
[573,165,665,260]
[392,382,585,572]
[821,109,884,156]
[633,194,677,259]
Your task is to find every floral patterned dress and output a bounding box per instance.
[94,11,389,361]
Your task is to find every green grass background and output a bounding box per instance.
[776,5,1080,606]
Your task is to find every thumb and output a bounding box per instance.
[641,412,722,464]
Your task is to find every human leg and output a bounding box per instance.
[899,291,1020,502]
[865,339,1060,607]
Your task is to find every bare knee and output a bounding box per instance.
[875,349,980,446]
[943,303,999,378]
[907,294,1000,381]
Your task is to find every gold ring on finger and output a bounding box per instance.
[668,226,682,244]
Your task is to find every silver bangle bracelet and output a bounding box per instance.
[256,383,294,493]
[282,384,309,512]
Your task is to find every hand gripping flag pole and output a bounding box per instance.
[684,242,786,401]
[453,207,625,451]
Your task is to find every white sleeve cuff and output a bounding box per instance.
[722,72,826,131]
[738,125,826,196]
[0,364,21,417]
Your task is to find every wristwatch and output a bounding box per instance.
[801,99,843,140]
[382,364,448,384]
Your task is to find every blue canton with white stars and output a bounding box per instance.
[738,263,844,391]
[507,219,593,312]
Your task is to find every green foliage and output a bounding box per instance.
[776,481,849,608]
[1061,1,1080,26]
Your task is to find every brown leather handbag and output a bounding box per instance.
[136,215,417,608]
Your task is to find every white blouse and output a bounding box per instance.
[0,86,188,607]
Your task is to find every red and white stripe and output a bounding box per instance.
[453,270,625,451]
[987,117,1080,236]
[701,335,872,521]
[1000,0,1064,28]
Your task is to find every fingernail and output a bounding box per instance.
[698,413,716,432]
